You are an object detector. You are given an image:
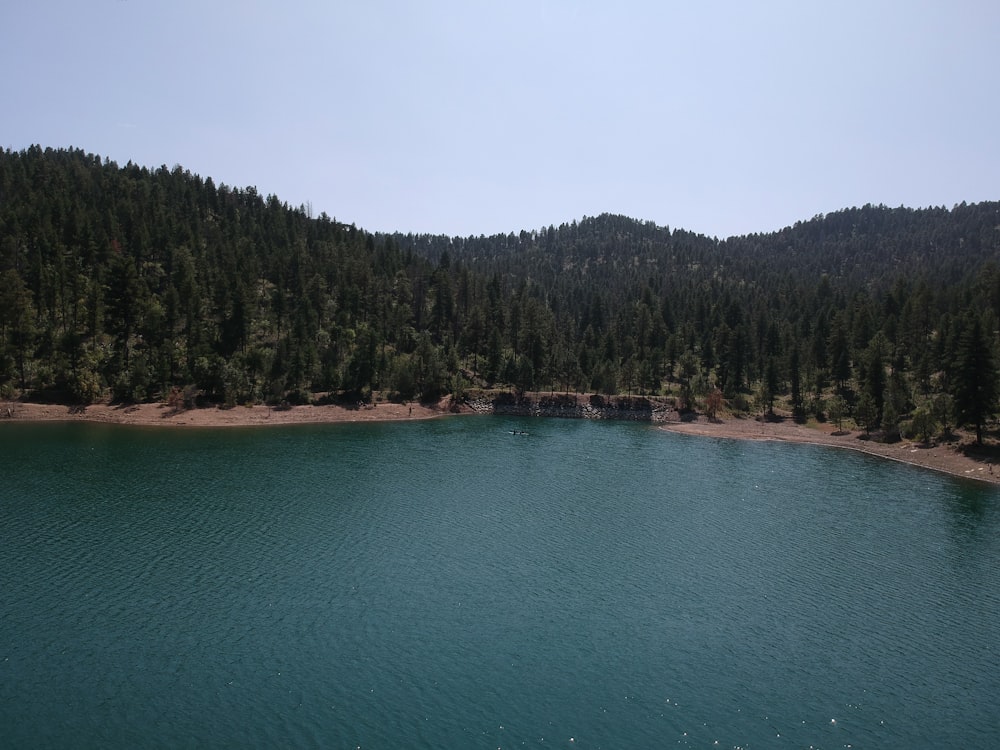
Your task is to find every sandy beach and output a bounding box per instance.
[4,399,998,485]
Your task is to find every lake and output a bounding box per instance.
[1,416,998,748]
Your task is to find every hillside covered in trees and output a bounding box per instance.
[2,146,999,440]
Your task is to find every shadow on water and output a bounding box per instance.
[939,480,998,541]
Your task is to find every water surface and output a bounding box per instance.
[1,417,997,748]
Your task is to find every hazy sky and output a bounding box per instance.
[4,1,998,239]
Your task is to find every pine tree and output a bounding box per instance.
[789,343,804,418]
[861,332,888,425]
[951,316,998,444]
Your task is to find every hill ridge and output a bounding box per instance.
[1,145,998,446]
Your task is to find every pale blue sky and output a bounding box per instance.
[3,1,998,239]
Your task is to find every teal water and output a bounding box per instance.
[1,417,998,749]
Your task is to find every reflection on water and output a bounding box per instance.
[944,481,992,523]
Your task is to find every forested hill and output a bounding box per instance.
[389,203,999,297]
[2,146,999,439]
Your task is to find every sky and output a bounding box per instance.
[3,1,999,239]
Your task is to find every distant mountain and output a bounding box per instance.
[2,146,998,438]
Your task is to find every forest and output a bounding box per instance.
[1,146,998,441]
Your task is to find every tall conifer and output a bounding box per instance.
[952,316,998,444]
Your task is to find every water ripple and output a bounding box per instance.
[0,420,997,748]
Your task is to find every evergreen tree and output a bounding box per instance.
[861,333,888,427]
[789,342,804,418]
[828,318,852,392]
[4,147,1000,413]
[951,316,998,444]
[855,393,879,436]
[827,394,847,432]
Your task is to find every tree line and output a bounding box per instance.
[1,146,998,440]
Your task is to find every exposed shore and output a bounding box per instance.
[2,398,463,428]
[4,398,998,486]
[658,414,999,486]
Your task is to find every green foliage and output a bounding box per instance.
[855,393,879,436]
[881,398,901,442]
[951,315,999,444]
[2,146,999,429]
[69,366,103,404]
[906,406,937,444]
[931,393,955,435]
[827,394,848,431]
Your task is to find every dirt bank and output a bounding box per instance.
[659,414,999,485]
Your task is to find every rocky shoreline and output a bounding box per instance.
[465,392,675,422]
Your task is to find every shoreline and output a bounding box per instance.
[4,399,998,486]
[658,415,999,486]
[1,399,465,428]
